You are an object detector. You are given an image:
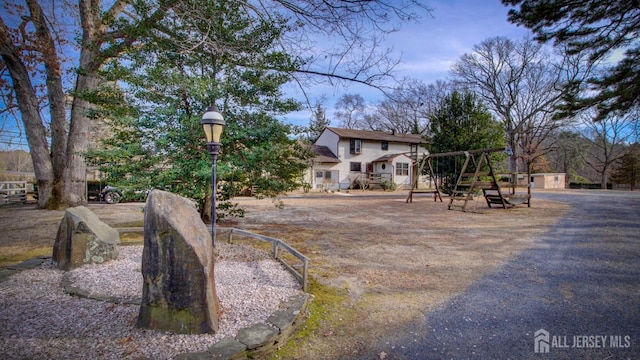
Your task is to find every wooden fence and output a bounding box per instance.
[0,181,27,205]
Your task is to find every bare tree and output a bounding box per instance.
[255,1,431,89]
[451,36,581,175]
[581,109,639,189]
[374,79,451,135]
[1,0,431,209]
[179,0,432,112]
[0,0,69,207]
[334,94,366,129]
[545,130,590,183]
[0,149,34,172]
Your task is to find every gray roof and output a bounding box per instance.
[324,127,426,144]
[311,145,340,163]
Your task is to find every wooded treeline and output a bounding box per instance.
[1,0,638,218]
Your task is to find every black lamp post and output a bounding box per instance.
[201,105,225,248]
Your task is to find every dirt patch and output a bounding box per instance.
[0,193,567,359]
[225,193,567,359]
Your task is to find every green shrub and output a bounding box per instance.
[379,179,397,191]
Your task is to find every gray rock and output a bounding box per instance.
[235,323,279,350]
[8,257,49,270]
[172,352,213,360]
[136,190,220,334]
[208,337,248,359]
[267,308,300,331]
[52,206,120,270]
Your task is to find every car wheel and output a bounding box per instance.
[104,191,121,204]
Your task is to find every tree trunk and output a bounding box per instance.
[60,0,104,207]
[63,69,97,206]
[26,0,69,209]
[0,18,54,207]
[601,168,609,190]
[506,123,518,184]
[201,195,213,224]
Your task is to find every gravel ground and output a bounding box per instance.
[0,243,303,360]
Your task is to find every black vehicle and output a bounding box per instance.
[87,180,149,204]
[99,185,122,204]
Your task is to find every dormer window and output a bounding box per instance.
[350,139,362,154]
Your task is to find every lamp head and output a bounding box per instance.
[201,105,225,143]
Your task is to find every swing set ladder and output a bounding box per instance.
[448,151,506,211]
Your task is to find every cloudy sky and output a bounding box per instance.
[282,0,532,127]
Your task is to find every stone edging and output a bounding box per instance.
[60,272,311,360]
[175,294,311,360]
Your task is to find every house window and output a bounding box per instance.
[381,141,388,151]
[350,162,362,172]
[350,139,361,154]
[316,171,334,183]
[554,176,559,182]
[396,162,409,176]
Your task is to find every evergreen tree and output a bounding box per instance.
[307,102,331,142]
[429,91,505,153]
[503,0,639,120]
[429,91,505,184]
[87,0,311,221]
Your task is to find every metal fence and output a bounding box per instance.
[224,228,309,292]
[0,181,27,205]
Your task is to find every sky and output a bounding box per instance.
[1,0,531,151]
[281,0,532,127]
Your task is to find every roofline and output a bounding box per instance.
[323,127,427,144]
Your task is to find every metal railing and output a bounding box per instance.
[224,228,309,292]
[368,172,392,182]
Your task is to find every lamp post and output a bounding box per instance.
[201,105,225,248]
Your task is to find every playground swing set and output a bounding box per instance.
[406,147,531,212]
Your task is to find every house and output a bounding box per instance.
[308,127,427,191]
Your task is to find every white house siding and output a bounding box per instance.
[315,130,340,157]
[314,129,422,190]
[391,154,414,189]
[310,166,340,190]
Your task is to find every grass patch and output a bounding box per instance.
[0,246,51,267]
[114,221,144,228]
[269,279,351,359]
[120,233,144,245]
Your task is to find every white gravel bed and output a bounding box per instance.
[0,243,303,360]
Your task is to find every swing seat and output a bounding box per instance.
[504,194,530,205]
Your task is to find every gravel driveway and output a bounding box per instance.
[392,190,640,359]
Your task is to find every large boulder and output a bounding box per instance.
[136,190,220,334]
[52,206,120,271]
